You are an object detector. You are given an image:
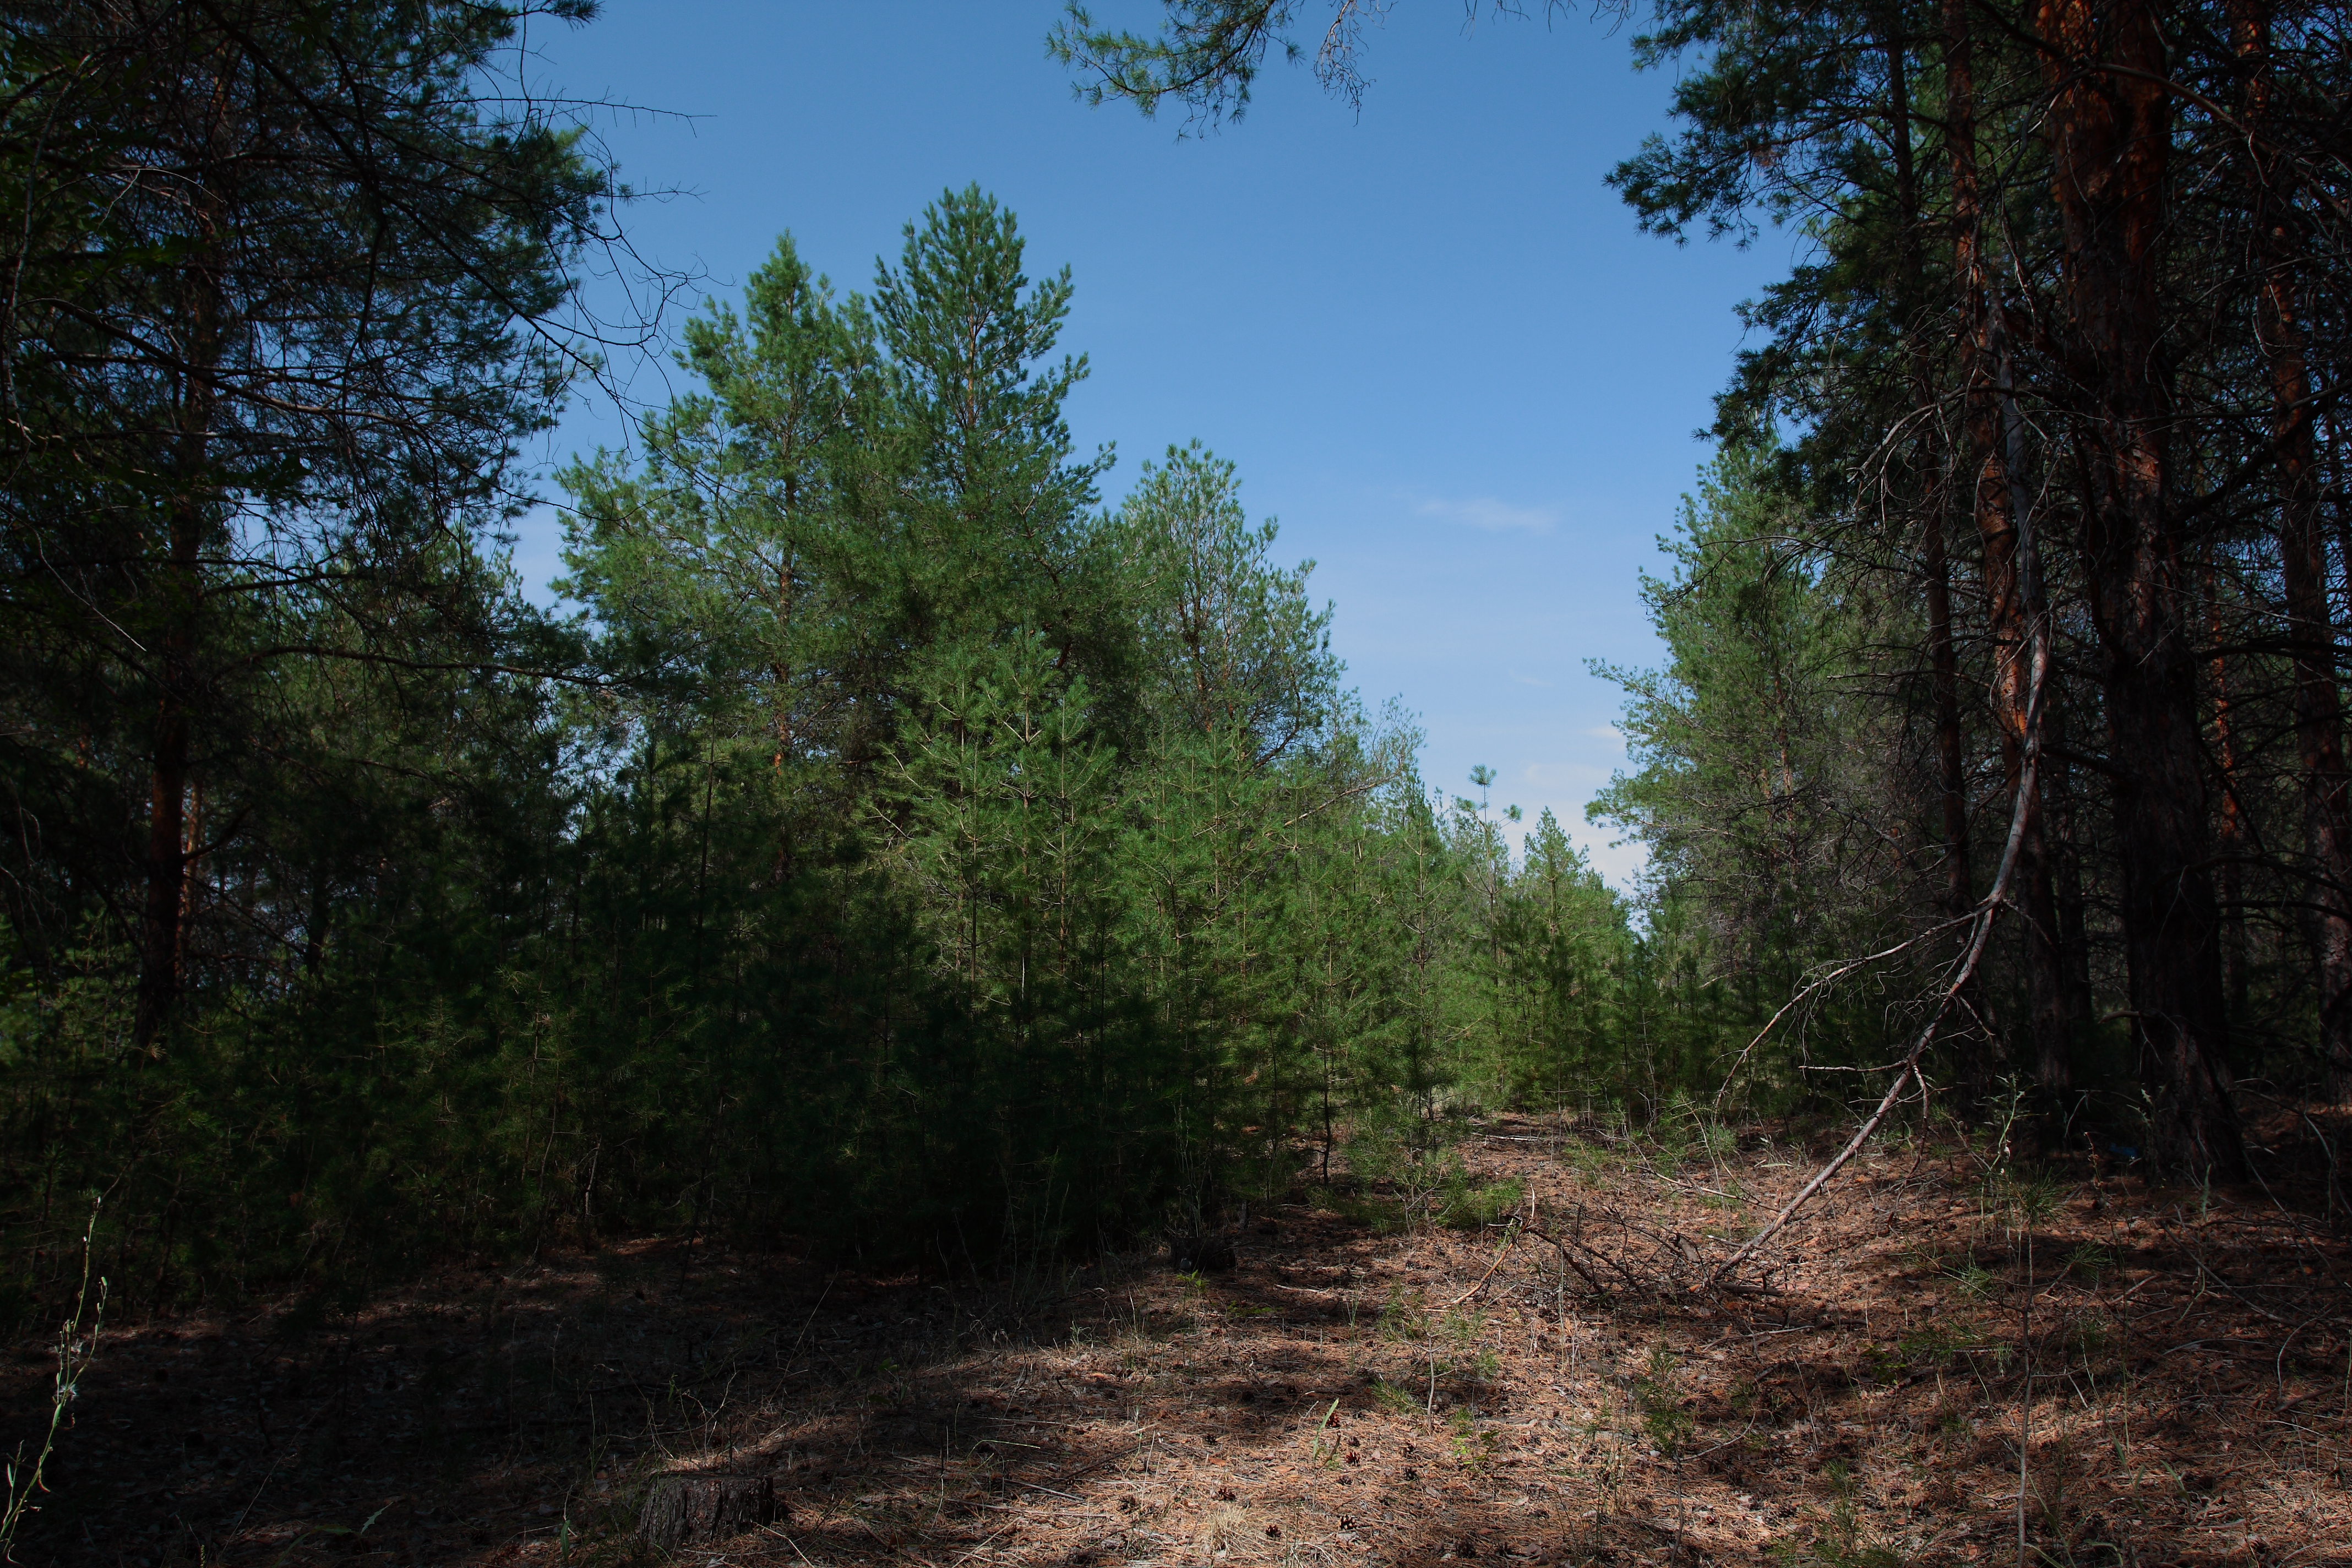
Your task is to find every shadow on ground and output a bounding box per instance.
[8,1108,2350,1566]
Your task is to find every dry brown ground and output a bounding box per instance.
[9,1108,2351,1567]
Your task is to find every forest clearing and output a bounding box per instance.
[15,1106,2349,1566]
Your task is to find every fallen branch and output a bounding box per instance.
[1712,597,2050,1286]
[1519,1204,1679,1299]
[1521,1222,1614,1299]
[1448,1220,1521,1305]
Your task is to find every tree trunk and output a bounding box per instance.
[134,67,229,1048]
[2043,702,2098,1039]
[2204,573,2251,1016]
[2037,0,2243,1175]
[135,341,215,1049]
[2231,0,2352,1101]
[1882,17,1972,928]
[1945,0,2068,1091]
[1925,510,1971,915]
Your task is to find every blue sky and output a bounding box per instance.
[511,2,1785,883]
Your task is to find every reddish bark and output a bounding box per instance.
[2037,0,2242,1173]
[1944,0,2069,1090]
[2231,0,2352,1099]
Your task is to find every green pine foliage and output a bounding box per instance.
[0,184,1826,1321]
[1591,446,1930,1109]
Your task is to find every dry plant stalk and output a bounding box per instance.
[1,1201,107,1562]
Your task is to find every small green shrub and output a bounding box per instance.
[1439,1171,1523,1229]
[1634,1344,1693,1455]
[1449,1408,1500,1472]
[1378,1286,1429,1342]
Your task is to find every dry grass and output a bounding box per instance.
[8,1106,2350,1566]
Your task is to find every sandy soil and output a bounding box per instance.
[8,1108,2349,1566]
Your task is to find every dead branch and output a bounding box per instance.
[1712,913,1975,1107]
[1712,595,2051,1286]
[1447,1219,1522,1305]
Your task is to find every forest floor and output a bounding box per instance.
[11,1106,2352,1567]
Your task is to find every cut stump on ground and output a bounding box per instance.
[1167,1232,1236,1272]
[638,1473,778,1550]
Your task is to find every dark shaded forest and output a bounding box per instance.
[2,0,2348,1374]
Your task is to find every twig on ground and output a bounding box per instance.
[1448,1221,1521,1306]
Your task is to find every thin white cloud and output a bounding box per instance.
[1517,760,1611,787]
[1584,725,1624,746]
[1510,669,1554,688]
[1417,495,1558,533]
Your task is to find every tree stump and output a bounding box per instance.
[1167,1232,1235,1272]
[638,1473,777,1550]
